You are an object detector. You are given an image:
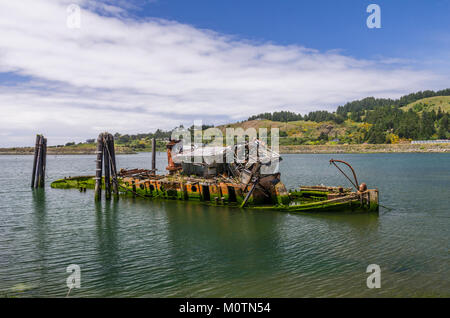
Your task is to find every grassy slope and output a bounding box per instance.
[217,119,366,143]
[401,96,450,113]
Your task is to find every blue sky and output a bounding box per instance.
[129,0,450,63]
[0,0,448,146]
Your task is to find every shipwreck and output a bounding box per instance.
[51,133,379,213]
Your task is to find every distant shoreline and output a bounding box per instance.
[1,143,449,155]
[0,146,137,155]
[280,143,450,154]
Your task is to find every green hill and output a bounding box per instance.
[217,119,367,145]
[221,93,450,144]
[401,96,450,113]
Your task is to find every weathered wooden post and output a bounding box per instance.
[34,135,43,188]
[94,133,104,201]
[38,137,47,188]
[108,134,119,196]
[152,138,156,175]
[103,134,111,200]
[31,135,41,187]
[33,135,42,188]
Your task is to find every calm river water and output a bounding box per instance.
[0,153,448,297]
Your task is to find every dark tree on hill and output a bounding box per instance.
[395,111,420,139]
[365,126,386,144]
[437,114,449,139]
[419,111,435,139]
[318,132,329,141]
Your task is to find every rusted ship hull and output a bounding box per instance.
[51,175,379,213]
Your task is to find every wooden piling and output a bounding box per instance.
[132,180,136,197]
[108,134,119,196]
[31,135,41,187]
[94,133,104,201]
[104,134,111,200]
[152,138,156,175]
[38,137,47,187]
[34,135,43,188]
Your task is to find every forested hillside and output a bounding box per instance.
[246,89,450,143]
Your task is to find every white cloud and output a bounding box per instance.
[0,0,446,146]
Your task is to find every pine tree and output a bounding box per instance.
[438,114,449,139]
[419,111,435,139]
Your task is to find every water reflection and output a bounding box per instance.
[162,201,285,293]
[298,211,380,233]
[94,200,119,296]
[31,188,48,297]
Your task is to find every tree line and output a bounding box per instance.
[363,107,449,143]
[336,88,450,116]
[248,110,345,124]
[112,129,173,144]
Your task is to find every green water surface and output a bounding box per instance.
[0,153,448,297]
